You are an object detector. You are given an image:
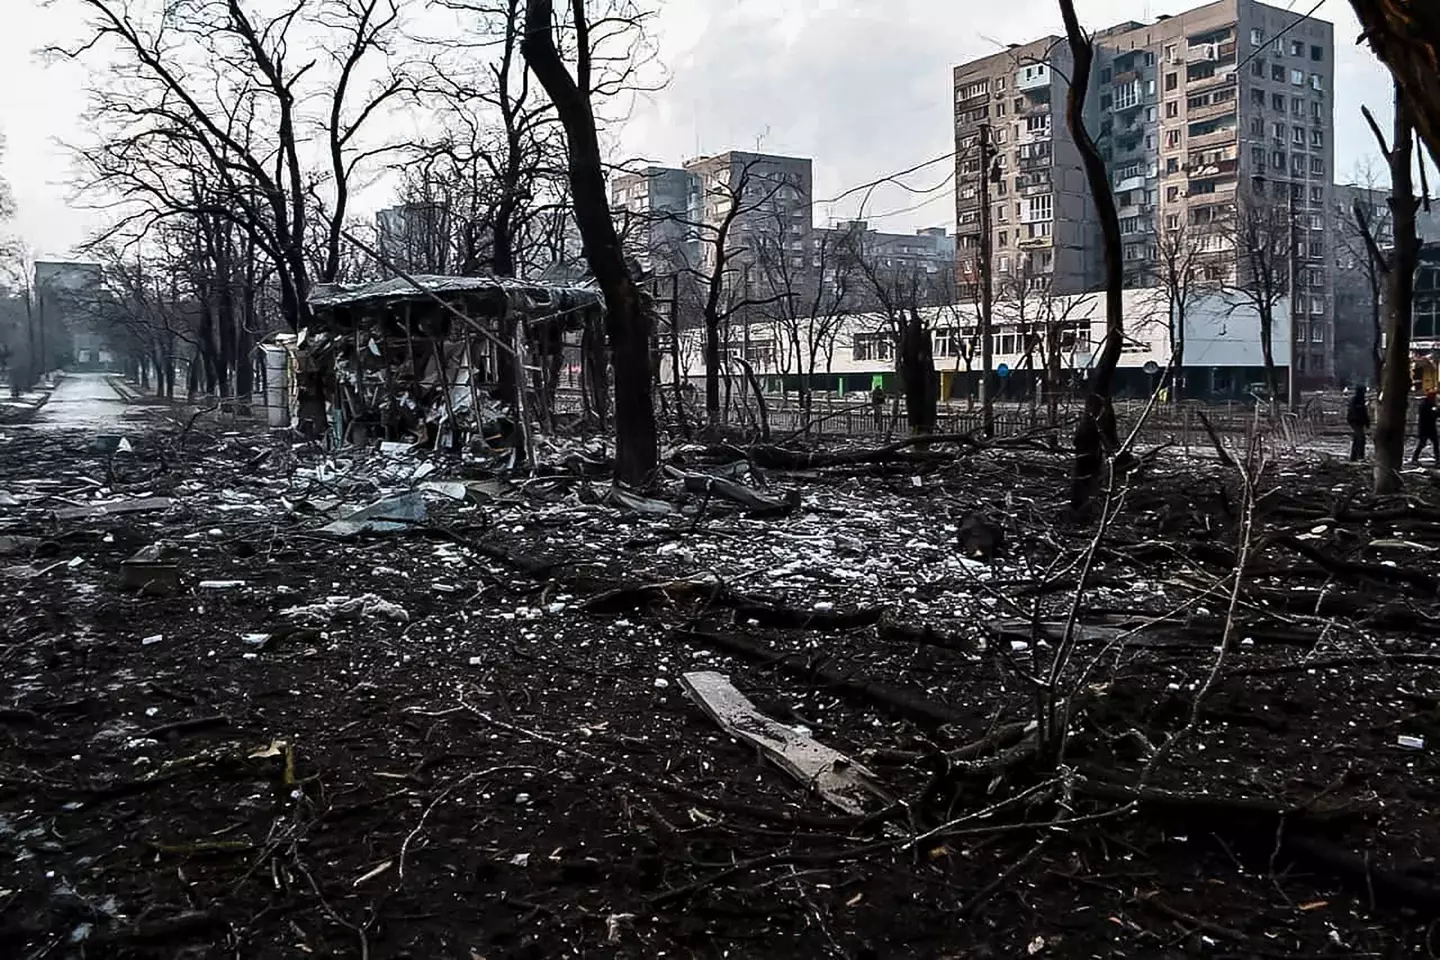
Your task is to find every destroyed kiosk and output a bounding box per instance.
[299,276,604,451]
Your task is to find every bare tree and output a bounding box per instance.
[1224,192,1291,410]
[755,216,853,428]
[1058,0,1123,513]
[1336,165,1393,388]
[1348,2,1440,172]
[522,0,657,484]
[1153,216,1213,403]
[57,0,410,334]
[1359,90,1422,494]
[637,157,793,428]
[846,233,937,434]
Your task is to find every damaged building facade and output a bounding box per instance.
[258,276,605,450]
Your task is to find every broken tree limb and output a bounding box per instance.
[680,671,890,815]
[1277,535,1440,594]
[729,600,885,631]
[674,628,967,728]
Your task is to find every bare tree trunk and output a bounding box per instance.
[899,310,937,433]
[1059,0,1124,511]
[1375,85,1421,494]
[523,0,657,485]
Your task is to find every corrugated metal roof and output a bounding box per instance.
[307,275,604,312]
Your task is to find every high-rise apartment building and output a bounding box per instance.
[683,151,814,279]
[954,0,1338,384]
[376,203,450,276]
[611,152,814,284]
[611,166,696,273]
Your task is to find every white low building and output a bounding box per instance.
[663,286,1293,401]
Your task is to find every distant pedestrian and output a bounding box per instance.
[1347,385,1370,461]
[1414,391,1440,464]
[871,385,885,431]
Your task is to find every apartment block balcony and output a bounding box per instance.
[1187,157,1239,178]
[1186,38,1237,63]
[1114,174,1147,193]
[1187,68,1237,93]
[1019,178,1053,197]
[1190,100,1238,122]
[1188,127,1238,149]
[1016,66,1050,92]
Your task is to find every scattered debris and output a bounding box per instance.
[318,492,428,538]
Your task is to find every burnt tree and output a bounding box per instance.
[522,0,656,485]
[1058,0,1123,510]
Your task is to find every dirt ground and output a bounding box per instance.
[4,405,1440,959]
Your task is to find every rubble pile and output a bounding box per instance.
[3,411,1440,957]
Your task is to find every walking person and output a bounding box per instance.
[871,385,885,432]
[1347,385,1371,462]
[1414,391,1440,464]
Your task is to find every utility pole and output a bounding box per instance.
[979,122,996,437]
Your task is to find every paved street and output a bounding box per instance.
[31,373,133,432]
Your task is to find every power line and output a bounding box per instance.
[862,172,958,221]
[1232,0,1325,76]
[815,149,958,206]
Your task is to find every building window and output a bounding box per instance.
[1272,93,1285,112]
[1250,27,1264,46]
[1101,68,1112,83]
[1272,121,1286,139]
[1167,100,1180,118]
[1310,129,1324,147]
[1291,68,1305,86]
[1290,39,1305,57]
[1251,59,1265,77]
[1167,156,1180,174]
[1024,194,1053,222]
[1272,150,1285,169]
[1250,117,1264,136]
[998,231,1008,247]
[1166,129,1181,147]
[853,333,894,363]
[1114,82,1141,110]
[1167,186,1181,202]
[1292,96,1304,115]
[1165,72,1178,91]
[1292,126,1305,144]
[1310,157,1324,175]
[1272,63,1285,82]
[1310,186,1323,203]
[1165,42,1179,62]
[1120,216,1141,235]
[1251,145,1266,169]
[1310,73,1324,92]
[1311,44,1324,62]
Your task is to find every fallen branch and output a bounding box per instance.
[674,628,967,728]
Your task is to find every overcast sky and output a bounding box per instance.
[1,0,1392,261]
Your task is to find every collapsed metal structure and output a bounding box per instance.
[289,275,604,449]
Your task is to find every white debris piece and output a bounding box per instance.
[281,594,410,626]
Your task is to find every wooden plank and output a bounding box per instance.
[680,671,889,815]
